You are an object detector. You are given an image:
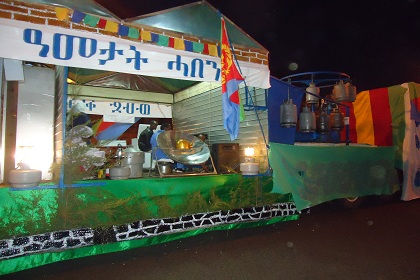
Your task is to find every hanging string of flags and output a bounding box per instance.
[54,7,221,57]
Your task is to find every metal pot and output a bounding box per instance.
[157,161,173,175]
[109,166,130,180]
[122,148,145,178]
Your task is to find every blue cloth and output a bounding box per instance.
[150,130,168,160]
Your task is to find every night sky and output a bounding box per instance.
[96,0,420,91]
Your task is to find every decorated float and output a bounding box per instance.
[0,0,295,275]
[0,0,419,276]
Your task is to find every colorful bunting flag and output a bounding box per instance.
[184,40,193,52]
[118,24,129,36]
[83,14,99,27]
[55,7,69,21]
[174,38,185,50]
[220,16,245,140]
[151,33,159,43]
[98,18,106,29]
[192,42,204,53]
[141,30,152,41]
[61,9,237,58]
[97,18,107,29]
[208,44,218,57]
[157,35,169,47]
[71,10,85,23]
[202,44,209,55]
[168,37,175,48]
[127,27,140,39]
[104,21,119,33]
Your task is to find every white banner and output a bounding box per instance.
[68,98,172,118]
[0,18,270,88]
[103,115,136,123]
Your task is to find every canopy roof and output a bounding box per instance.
[125,1,264,50]
[68,68,198,94]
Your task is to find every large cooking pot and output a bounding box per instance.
[122,147,144,178]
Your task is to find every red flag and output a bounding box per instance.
[221,17,244,140]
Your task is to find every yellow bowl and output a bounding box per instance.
[176,139,192,150]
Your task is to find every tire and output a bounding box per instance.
[333,196,364,210]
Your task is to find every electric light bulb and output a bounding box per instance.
[244,147,255,157]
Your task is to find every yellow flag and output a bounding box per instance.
[174,38,185,50]
[104,21,119,33]
[141,30,152,41]
[55,7,69,21]
[208,44,218,57]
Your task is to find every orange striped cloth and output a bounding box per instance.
[340,82,420,170]
[340,84,407,147]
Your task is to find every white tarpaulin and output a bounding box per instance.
[401,83,420,201]
[0,18,270,89]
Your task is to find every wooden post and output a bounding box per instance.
[3,81,18,184]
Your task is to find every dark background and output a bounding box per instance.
[95,0,420,91]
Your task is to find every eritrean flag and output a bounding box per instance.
[220,16,245,141]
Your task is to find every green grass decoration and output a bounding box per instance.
[0,176,290,240]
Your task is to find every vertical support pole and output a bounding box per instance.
[3,81,18,183]
[345,107,350,145]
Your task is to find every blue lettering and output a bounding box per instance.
[126,45,148,70]
[50,33,98,60]
[23,29,49,57]
[53,33,74,60]
[99,42,124,65]
[206,60,221,81]
[139,104,150,115]
[125,103,135,114]
[168,55,189,77]
[78,37,97,58]
[111,101,122,113]
[191,58,204,78]
[83,100,96,111]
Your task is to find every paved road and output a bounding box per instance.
[4,197,420,280]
